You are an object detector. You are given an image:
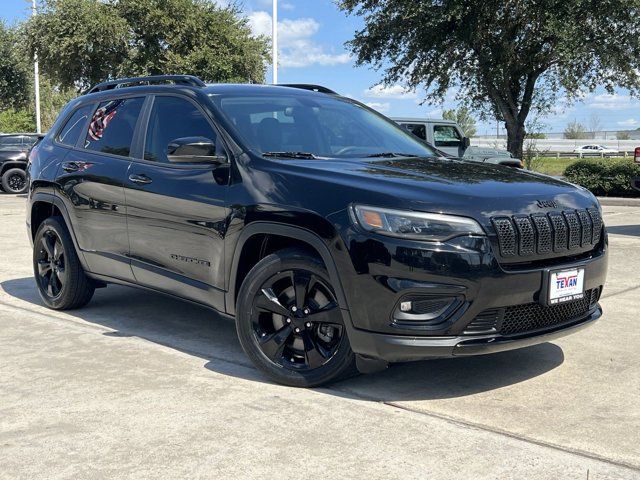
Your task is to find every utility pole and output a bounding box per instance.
[31,0,41,133]
[272,0,278,84]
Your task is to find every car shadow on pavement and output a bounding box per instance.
[1,277,565,401]
[606,225,640,237]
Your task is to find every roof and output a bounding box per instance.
[391,117,458,125]
[203,83,337,96]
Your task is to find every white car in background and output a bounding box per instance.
[572,144,619,155]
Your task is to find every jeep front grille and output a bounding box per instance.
[464,288,600,336]
[491,208,602,262]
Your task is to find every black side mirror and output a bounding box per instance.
[462,137,471,149]
[167,137,225,164]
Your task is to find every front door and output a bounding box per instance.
[432,124,465,157]
[124,94,230,311]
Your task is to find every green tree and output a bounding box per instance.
[617,131,631,140]
[0,21,31,111]
[25,0,269,91]
[442,107,477,137]
[564,120,587,140]
[115,0,268,83]
[0,109,36,133]
[339,0,640,159]
[25,0,130,90]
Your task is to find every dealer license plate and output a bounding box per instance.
[548,268,585,305]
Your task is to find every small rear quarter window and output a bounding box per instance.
[57,105,92,147]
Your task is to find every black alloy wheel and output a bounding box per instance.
[33,217,95,310]
[252,269,344,370]
[36,229,66,299]
[236,248,356,387]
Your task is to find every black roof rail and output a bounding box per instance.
[279,84,337,94]
[86,75,206,94]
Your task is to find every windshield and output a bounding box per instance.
[209,93,438,159]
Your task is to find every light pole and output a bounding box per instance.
[272,0,278,84]
[30,0,41,133]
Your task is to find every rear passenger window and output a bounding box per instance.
[84,97,144,157]
[143,96,219,163]
[0,135,22,146]
[402,123,427,141]
[57,105,92,146]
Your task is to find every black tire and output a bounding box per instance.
[1,168,27,194]
[236,248,357,387]
[33,217,95,310]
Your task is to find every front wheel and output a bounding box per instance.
[2,168,28,194]
[236,248,356,387]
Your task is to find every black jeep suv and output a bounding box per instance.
[26,75,608,387]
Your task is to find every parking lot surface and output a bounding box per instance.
[1,195,639,479]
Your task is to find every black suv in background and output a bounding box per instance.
[26,75,608,387]
[0,133,43,193]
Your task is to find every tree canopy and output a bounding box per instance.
[339,0,640,158]
[25,0,269,90]
[0,21,30,111]
[443,107,477,137]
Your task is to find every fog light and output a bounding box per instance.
[400,301,412,312]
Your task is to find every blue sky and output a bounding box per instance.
[4,0,640,135]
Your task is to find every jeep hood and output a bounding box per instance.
[273,156,598,221]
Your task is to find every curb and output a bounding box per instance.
[597,196,640,207]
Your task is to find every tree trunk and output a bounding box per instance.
[505,120,526,160]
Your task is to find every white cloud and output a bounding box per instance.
[255,0,294,9]
[617,118,638,127]
[588,93,639,110]
[365,102,391,113]
[247,12,351,68]
[364,84,417,99]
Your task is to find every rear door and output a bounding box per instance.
[399,122,428,143]
[55,96,145,281]
[124,94,230,310]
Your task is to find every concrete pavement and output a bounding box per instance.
[1,195,639,479]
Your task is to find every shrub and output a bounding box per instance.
[0,108,35,133]
[564,160,640,197]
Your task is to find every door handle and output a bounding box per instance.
[129,173,153,185]
[62,161,90,173]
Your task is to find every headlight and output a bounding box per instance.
[351,205,484,241]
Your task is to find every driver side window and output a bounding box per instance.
[144,96,220,163]
[433,125,462,147]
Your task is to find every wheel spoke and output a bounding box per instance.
[307,302,343,325]
[46,275,54,296]
[41,234,55,258]
[37,259,52,276]
[292,271,313,309]
[301,330,328,369]
[256,288,291,317]
[50,272,61,296]
[53,241,64,261]
[259,324,293,361]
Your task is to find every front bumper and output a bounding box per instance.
[333,217,608,361]
[344,306,601,362]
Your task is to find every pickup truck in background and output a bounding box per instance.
[392,117,522,168]
[0,133,43,194]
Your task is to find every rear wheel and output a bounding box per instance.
[236,248,356,387]
[33,217,95,310]
[2,168,27,194]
